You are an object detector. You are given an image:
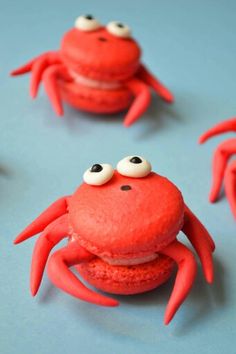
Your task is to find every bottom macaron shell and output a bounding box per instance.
[59,81,133,114]
[76,255,175,295]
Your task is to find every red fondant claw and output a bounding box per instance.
[160,240,197,325]
[42,65,65,116]
[124,79,151,126]
[138,64,174,103]
[225,160,236,219]
[182,205,214,284]
[47,241,119,307]
[199,117,236,144]
[14,196,69,244]
[30,214,69,295]
[210,138,236,203]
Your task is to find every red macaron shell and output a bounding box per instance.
[60,28,141,81]
[59,81,132,113]
[76,254,175,295]
[69,172,184,259]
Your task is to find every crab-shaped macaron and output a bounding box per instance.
[11,15,173,126]
[14,156,214,324]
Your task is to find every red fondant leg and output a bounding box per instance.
[182,205,214,283]
[30,58,55,98]
[42,64,71,116]
[208,138,236,202]
[137,64,174,103]
[225,160,236,219]
[199,117,236,144]
[30,214,69,295]
[159,240,197,325]
[11,58,36,76]
[10,51,60,77]
[14,196,70,244]
[47,241,119,307]
[124,78,151,126]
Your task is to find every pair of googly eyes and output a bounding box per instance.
[74,15,131,38]
[83,156,152,186]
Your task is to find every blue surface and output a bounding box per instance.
[1,1,236,353]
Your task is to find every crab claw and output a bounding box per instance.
[182,205,215,284]
[42,64,67,116]
[199,117,236,144]
[138,64,174,103]
[208,138,236,203]
[160,240,197,325]
[30,214,69,296]
[225,160,236,219]
[47,241,119,307]
[14,196,69,244]
[124,78,151,127]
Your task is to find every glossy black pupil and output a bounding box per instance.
[85,15,93,20]
[116,22,124,28]
[90,164,103,172]
[130,156,142,164]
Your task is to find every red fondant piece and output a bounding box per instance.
[159,240,197,325]
[199,117,236,218]
[11,18,173,126]
[14,166,214,324]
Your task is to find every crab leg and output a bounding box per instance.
[137,64,174,103]
[224,160,236,218]
[159,240,197,325]
[207,138,236,202]
[47,241,119,307]
[199,117,236,143]
[30,214,69,296]
[42,64,71,116]
[124,78,151,127]
[10,51,60,76]
[182,205,215,283]
[14,196,70,244]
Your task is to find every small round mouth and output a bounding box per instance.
[98,37,107,42]
[120,185,132,191]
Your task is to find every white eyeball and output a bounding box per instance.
[83,163,114,186]
[106,21,131,38]
[75,15,101,32]
[117,156,152,178]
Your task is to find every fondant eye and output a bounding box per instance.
[74,15,101,31]
[117,156,152,178]
[83,163,114,185]
[106,21,131,38]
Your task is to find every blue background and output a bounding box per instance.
[1,0,236,353]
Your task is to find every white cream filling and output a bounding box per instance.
[69,69,122,90]
[101,253,158,266]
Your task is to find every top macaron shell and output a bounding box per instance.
[60,26,141,81]
[68,171,185,259]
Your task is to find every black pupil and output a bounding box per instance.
[116,23,124,28]
[90,164,103,172]
[121,185,131,191]
[130,156,142,164]
[85,15,93,20]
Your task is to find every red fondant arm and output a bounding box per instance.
[47,241,119,307]
[137,64,174,103]
[199,117,236,144]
